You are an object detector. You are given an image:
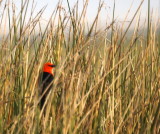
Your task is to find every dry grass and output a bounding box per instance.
[0,0,160,134]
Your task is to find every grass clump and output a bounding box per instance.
[0,0,159,134]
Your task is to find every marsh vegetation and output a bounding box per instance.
[0,0,159,133]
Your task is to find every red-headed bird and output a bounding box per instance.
[40,62,56,110]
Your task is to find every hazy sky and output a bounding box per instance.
[21,0,159,18]
[16,0,160,27]
[0,0,160,35]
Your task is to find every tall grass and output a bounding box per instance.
[0,0,159,134]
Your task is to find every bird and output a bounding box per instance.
[40,62,56,110]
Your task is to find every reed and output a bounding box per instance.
[0,0,159,134]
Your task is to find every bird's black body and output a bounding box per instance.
[40,72,54,109]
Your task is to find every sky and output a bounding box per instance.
[21,0,159,21]
[0,0,160,35]
[21,0,159,17]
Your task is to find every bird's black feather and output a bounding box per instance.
[40,72,54,109]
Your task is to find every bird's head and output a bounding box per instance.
[43,62,56,75]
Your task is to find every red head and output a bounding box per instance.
[43,62,56,75]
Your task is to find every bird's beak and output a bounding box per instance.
[49,65,56,67]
